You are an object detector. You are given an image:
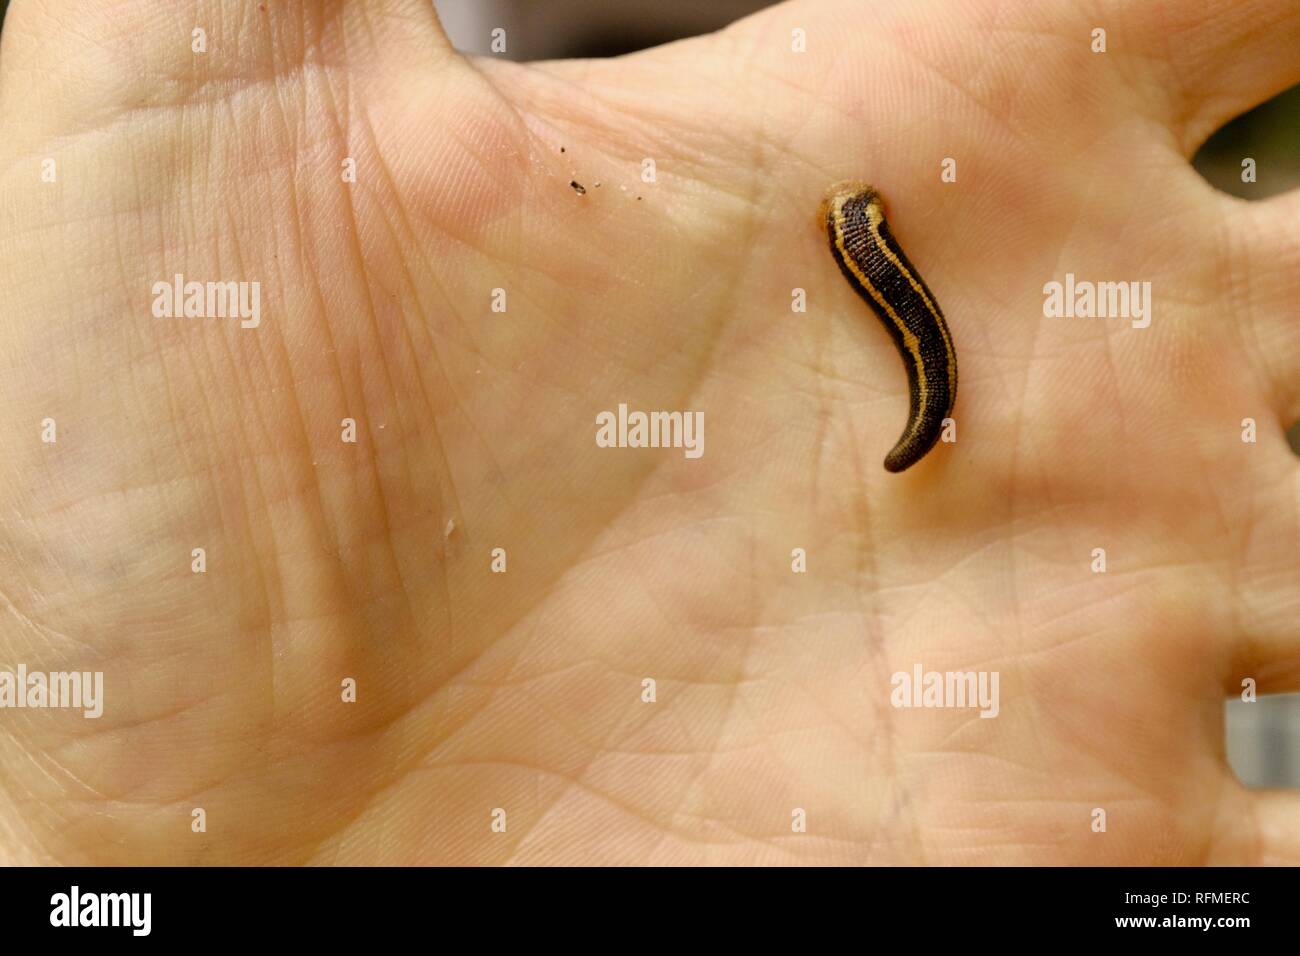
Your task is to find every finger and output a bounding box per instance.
[1217,184,1300,686]
[1122,0,1300,155]
[1217,192,1300,427]
[1229,463,1300,697]
[1247,790,1300,864]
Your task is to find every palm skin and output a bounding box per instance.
[0,0,1297,865]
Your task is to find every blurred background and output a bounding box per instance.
[0,0,1296,787]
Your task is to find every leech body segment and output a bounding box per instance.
[821,182,957,472]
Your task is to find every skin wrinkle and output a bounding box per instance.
[322,132,432,652]
[203,672,458,863]
[208,267,293,726]
[364,114,538,512]
[491,762,719,862]
[276,606,557,860]
[844,399,910,859]
[219,71,379,747]
[353,108,475,536]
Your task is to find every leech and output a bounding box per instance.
[820,182,958,472]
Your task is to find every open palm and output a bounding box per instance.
[0,0,1297,864]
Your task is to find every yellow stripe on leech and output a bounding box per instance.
[863,202,957,400]
[831,197,928,448]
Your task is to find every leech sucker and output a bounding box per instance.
[821,182,957,472]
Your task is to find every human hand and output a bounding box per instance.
[0,0,1296,864]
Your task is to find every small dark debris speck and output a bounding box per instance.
[570,180,587,195]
